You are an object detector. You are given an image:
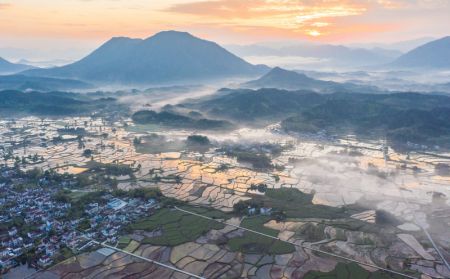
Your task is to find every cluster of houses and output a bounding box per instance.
[79,194,160,245]
[0,181,73,271]
[0,171,160,274]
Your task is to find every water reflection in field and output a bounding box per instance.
[1,117,449,226]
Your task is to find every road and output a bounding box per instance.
[83,237,206,279]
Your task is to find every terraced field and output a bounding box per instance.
[3,118,449,278]
[36,203,449,278]
[130,206,227,246]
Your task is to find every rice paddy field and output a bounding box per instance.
[2,117,449,278]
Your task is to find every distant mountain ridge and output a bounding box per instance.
[23,31,268,84]
[243,67,380,93]
[349,37,435,52]
[226,43,402,67]
[390,36,450,69]
[0,75,92,91]
[0,57,34,74]
[183,87,450,147]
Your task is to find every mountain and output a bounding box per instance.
[183,88,324,122]
[243,67,333,91]
[0,57,34,74]
[18,58,75,68]
[350,37,435,52]
[0,75,92,91]
[132,110,234,130]
[0,90,118,117]
[390,36,450,69]
[183,87,450,146]
[186,89,450,124]
[23,31,268,84]
[281,93,450,147]
[243,67,380,93]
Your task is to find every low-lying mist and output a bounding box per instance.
[116,85,215,111]
[289,152,449,230]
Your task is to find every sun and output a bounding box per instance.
[307,30,321,37]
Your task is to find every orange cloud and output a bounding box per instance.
[166,0,367,19]
[375,0,407,9]
[1,0,448,46]
[165,0,370,38]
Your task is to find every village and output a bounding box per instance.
[0,166,160,273]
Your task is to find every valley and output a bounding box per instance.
[1,9,450,277]
[1,112,449,278]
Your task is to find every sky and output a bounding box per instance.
[1,0,449,61]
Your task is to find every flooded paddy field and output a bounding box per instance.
[1,116,449,278]
[34,206,450,279]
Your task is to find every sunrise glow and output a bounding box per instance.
[0,0,449,48]
[307,30,321,37]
